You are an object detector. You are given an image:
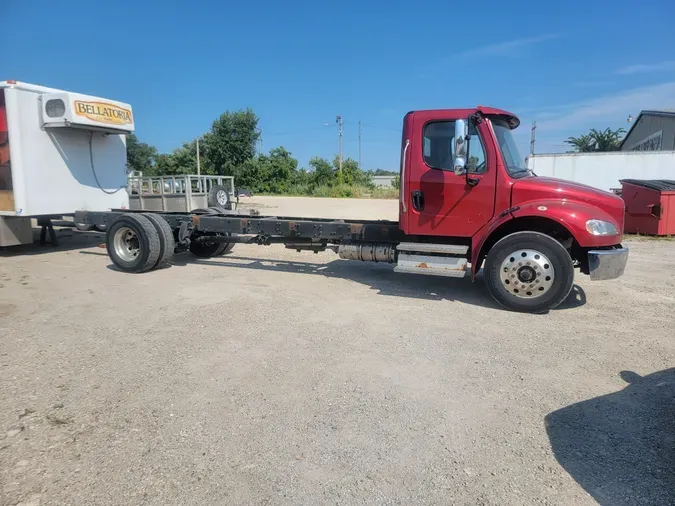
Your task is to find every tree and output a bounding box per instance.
[126,133,158,175]
[154,140,202,175]
[564,133,595,152]
[203,109,260,176]
[564,128,625,153]
[372,169,397,176]
[333,156,373,187]
[590,127,625,152]
[308,157,335,187]
[259,147,298,193]
[392,175,400,189]
[233,146,301,193]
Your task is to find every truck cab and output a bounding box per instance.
[398,107,628,311]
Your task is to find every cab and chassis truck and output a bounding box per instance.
[77,106,629,313]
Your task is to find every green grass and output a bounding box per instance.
[256,184,399,199]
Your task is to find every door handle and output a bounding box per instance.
[411,190,424,211]
[400,140,410,213]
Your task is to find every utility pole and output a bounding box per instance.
[530,121,537,156]
[358,120,362,170]
[196,139,201,176]
[336,115,343,173]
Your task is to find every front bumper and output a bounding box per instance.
[588,247,629,281]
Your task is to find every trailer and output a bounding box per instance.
[0,80,136,245]
[0,81,237,246]
[75,106,629,313]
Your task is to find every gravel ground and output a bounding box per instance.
[1,196,674,506]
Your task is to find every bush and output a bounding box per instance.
[370,187,399,199]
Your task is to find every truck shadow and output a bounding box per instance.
[0,228,105,257]
[176,254,586,311]
[545,368,675,505]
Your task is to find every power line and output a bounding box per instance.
[345,121,399,133]
[263,125,332,137]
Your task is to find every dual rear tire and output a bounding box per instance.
[188,206,235,258]
[106,213,175,273]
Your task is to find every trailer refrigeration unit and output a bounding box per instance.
[73,105,630,313]
[0,80,134,246]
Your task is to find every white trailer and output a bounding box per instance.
[0,80,133,246]
[527,151,675,192]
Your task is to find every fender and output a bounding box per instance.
[470,199,622,279]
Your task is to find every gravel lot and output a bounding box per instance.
[1,196,674,505]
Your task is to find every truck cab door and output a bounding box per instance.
[401,111,497,238]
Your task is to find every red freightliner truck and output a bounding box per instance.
[77,106,629,313]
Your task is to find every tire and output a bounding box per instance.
[208,206,235,255]
[484,231,574,313]
[220,243,235,254]
[106,214,160,273]
[141,213,175,268]
[189,240,223,258]
[207,185,232,209]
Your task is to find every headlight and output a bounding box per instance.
[586,219,618,236]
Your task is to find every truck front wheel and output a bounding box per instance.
[484,231,574,313]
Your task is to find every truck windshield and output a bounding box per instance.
[490,118,529,178]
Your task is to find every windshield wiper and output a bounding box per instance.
[510,169,533,177]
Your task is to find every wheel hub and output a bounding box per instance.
[517,265,536,282]
[499,249,555,299]
[216,190,228,205]
[113,227,140,262]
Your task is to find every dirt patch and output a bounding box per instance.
[0,303,17,317]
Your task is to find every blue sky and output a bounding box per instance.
[3,0,675,170]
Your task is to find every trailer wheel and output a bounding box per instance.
[106,214,161,273]
[141,213,175,268]
[484,231,574,313]
[207,185,232,209]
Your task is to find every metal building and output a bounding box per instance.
[620,110,675,151]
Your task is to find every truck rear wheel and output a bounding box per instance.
[189,239,223,258]
[106,214,160,273]
[484,231,574,313]
[141,213,175,268]
[208,206,234,255]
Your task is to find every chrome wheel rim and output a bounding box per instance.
[216,190,228,206]
[500,249,555,298]
[113,227,140,262]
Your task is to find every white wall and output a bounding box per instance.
[372,175,395,188]
[6,86,129,216]
[528,151,675,191]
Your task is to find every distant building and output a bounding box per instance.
[620,110,675,151]
[372,175,396,188]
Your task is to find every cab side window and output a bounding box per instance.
[422,121,486,174]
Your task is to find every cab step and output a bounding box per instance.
[394,253,467,278]
[396,242,468,255]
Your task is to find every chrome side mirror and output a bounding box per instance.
[453,119,467,175]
